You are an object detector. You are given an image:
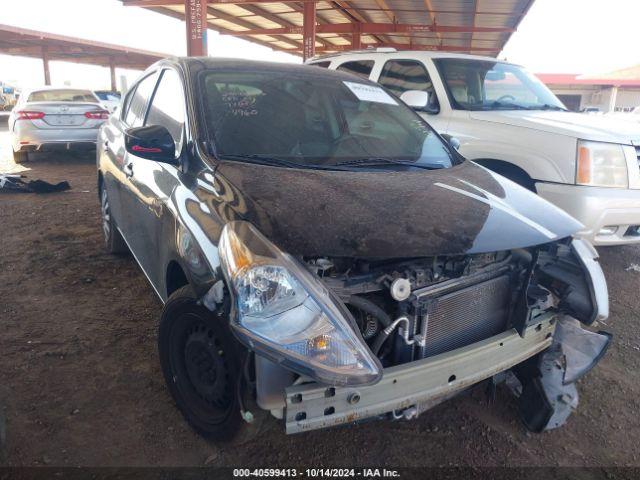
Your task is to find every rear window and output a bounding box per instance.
[28,89,98,103]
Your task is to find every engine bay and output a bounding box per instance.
[304,238,599,369]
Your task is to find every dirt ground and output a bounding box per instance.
[0,118,639,468]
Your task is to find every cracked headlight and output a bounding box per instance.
[576,140,628,188]
[218,221,382,386]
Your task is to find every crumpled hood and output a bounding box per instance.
[469,110,640,145]
[211,160,582,258]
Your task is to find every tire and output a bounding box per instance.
[100,186,128,254]
[159,285,269,443]
[13,150,28,164]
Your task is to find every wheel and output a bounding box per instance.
[159,286,269,443]
[13,150,28,164]
[100,186,128,254]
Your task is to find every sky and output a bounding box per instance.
[0,0,638,91]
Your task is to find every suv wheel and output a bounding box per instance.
[159,286,269,443]
[13,150,28,164]
[100,187,128,254]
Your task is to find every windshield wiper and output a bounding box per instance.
[485,101,530,110]
[529,103,568,111]
[219,154,349,171]
[335,157,446,170]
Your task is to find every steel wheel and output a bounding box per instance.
[99,185,128,254]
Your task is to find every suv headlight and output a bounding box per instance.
[218,221,382,386]
[576,140,628,188]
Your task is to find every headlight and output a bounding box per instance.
[218,221,382,386]
[576,140,628,188]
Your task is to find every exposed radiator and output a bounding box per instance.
[416,274,511,358]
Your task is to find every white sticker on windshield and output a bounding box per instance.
[343,81,398,105]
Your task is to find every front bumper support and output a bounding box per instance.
[285,313,556,434]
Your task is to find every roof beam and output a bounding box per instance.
[290,43,502,53]
[222,23,515,35]
[123,0,523,17]
[237,3,332,48]
[206,5,304,50]
[468,0,477,54]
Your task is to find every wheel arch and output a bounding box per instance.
[473,158,537,192]
[165,259,191,299]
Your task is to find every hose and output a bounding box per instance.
[347,295,392,328]
[371,316,411,356]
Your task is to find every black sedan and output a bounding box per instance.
[97,57,610,442]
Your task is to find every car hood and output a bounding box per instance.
[469,110,640,145]
[210,160,582,258]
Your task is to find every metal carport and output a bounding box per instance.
[0,23,168,90]
[121,0,535,60]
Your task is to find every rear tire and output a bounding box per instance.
[100,186,128,254]
[12,150,28,164]
[159,285,269,444]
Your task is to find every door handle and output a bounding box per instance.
[103,140,109,150]
[124,162,134,178]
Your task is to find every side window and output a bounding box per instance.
[120,86,137,121]
[145,69,186,147]
[124,72,159,127]
[336,60,374,79]
[378,60,433,96]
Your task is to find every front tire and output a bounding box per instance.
[100,186,128,254]
[13,150,28,164]
[158,286,268,443]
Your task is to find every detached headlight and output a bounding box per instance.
[576,140,628,188]
[218,221,382,386]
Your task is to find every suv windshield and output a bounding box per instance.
[433,59,566,112]
[28,89,98,103]
[201,70,458,170]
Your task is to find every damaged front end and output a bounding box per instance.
[217,221,610,434]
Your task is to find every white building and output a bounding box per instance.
[537,64,640,113]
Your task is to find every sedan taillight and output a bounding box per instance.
[85,110,110,120]
[16,111,45,120]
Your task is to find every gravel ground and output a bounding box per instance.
[0,121,639,468]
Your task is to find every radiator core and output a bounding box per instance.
[417,274,511,358]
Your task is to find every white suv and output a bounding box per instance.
[308,50,640,246]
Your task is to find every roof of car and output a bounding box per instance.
[163,57,379,82]
[308,50,514,64]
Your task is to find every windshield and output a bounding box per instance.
[28,89,98,103]
[201,70,458,170]
[433,59,566,111]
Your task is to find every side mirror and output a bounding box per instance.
[125,125,176,163]
[441,134,461,151]
[400,90,430,110]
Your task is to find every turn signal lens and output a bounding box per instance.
[16,111,45,120]
[576,145,592,184]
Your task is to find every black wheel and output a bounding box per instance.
[100,186,128,254]
[13,150,28,164]
[159,286,269,443]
